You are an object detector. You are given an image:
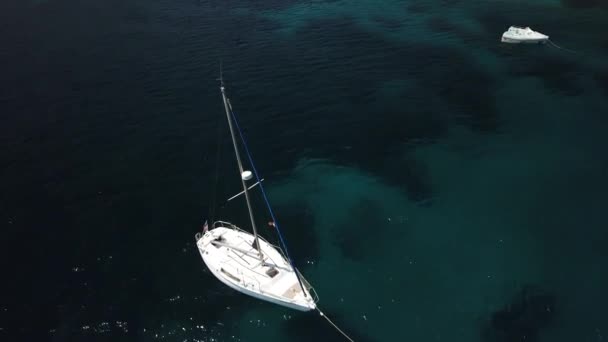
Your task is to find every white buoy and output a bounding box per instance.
[241,170,253,181]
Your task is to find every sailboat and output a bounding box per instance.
[195,74,318,312]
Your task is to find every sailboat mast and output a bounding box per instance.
[219,80,263,260]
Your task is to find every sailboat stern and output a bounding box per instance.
[260,269,317,311]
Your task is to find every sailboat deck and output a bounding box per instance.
[282,282,304,299]
[197,226,316,311]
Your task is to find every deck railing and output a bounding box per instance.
[296,268,320,303]
[212,220,289,259]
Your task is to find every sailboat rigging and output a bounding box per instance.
[195,72,317,311]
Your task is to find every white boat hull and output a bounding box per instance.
[203,256,314,311]
[196,224,317,312]
[501,36,547,44]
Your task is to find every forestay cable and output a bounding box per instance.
[226,98,307,294]
[226,95,356,342]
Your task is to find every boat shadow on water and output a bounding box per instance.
[480,285,556,342]
[331,198,403,262]
[272,202,320,263]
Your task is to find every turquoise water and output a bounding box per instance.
[1,0,607,341]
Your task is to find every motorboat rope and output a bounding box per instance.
[547,39,579,54]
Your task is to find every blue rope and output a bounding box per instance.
[228,106,307,293]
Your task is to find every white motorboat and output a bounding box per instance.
[501,26,549,44]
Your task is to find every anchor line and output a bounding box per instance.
[317,307,355,342]
[547,39,578,54]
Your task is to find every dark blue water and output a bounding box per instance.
[1,0,608,341]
